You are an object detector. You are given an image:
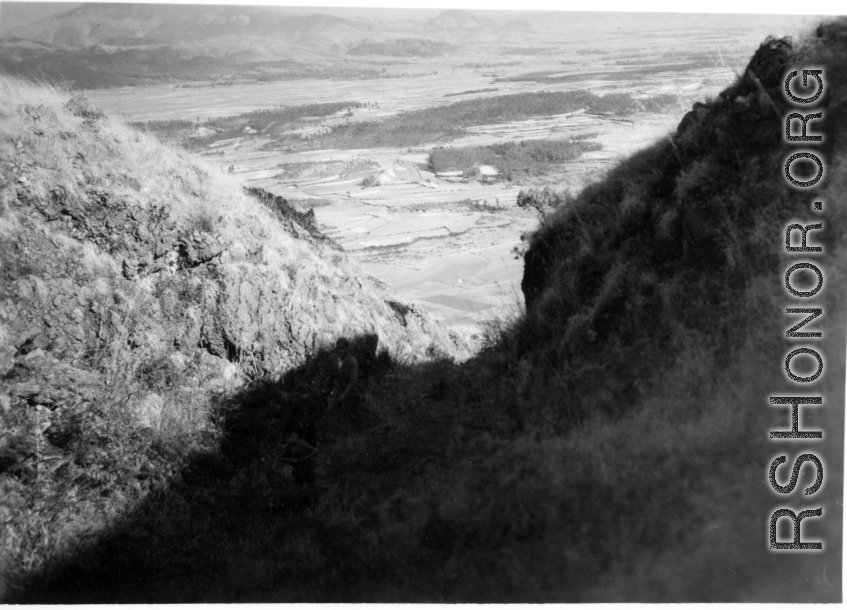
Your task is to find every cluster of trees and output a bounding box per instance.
[190,102,364,148]
[497,46,552,55]
[175,81,240,88]
[584,92,639,115]
[359,174,380,187]
[462,61,522,68]
[252,67,384,81]
[502,57,720,85]
[428,138,602,181]
[442,89,638,118]
[214,102,363,132]
[611,59,718,79]
[277,90,642,151]
[376,70,439,79]
[443,87,499,97]
[270,158,379,181]
[280,117,465,149]
[496,70,580,83]
[413,90,610,126]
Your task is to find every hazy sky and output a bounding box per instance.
[0,0,841,35]
[0,2,80,31]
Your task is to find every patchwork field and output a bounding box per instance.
[84,24,783,338]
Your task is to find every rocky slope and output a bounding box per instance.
[519,26,847,419]
[0,76,466,590]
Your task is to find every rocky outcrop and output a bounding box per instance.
[2,90,467,388]
[243,186,328,247]
[0,82,469,568]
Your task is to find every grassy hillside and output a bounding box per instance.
[4,21,847,603]
[0,76,466,596]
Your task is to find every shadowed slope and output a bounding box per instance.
[0,76,466,595]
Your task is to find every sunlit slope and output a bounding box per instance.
[0,75,467,588]
[1,77,466,375]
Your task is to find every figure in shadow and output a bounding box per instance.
[279,335,379,487]
[327,337,360,417]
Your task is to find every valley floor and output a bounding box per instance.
[86,65,721,337]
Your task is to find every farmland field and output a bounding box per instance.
[82,20,799,339]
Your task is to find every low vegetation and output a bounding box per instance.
[461,61,523,68]
[213,102,364,133]
[497,46,553,55]
[270,158,379,182]
[191,102,364,148]
[583,92,639,115]
[497,59,719,83]
[285,197,335,210]
[267,90,640,150]
[443,87,499,97]
[359,174,379,187]
[428,138,601,180]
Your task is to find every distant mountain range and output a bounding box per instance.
[4,4,535,48]
[6,4,380,48]
[0,4,484,87]
[0,4,813,89]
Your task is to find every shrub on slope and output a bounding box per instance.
[0,78,467,593]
